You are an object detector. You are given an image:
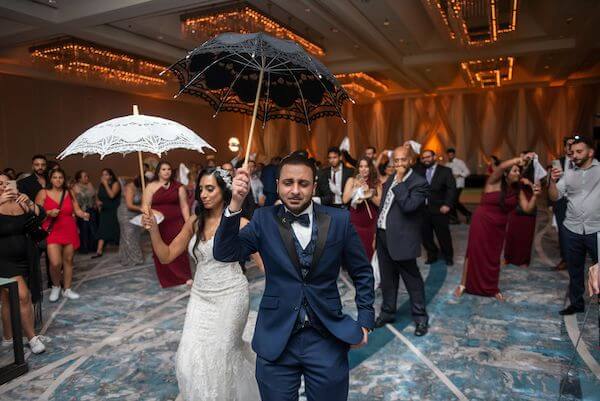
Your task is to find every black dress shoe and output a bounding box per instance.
[91,253,103,259]
[425,258,438,265]
[414,322,429,337]
[374,315,395,328]
[559,305,584,316]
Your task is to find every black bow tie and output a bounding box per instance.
[282,212,310,227]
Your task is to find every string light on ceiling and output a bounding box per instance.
[424,0,518,45]
[460,56,514,88]
[335,72,388,100]
[29,37,168,86]
[181,3,324,57]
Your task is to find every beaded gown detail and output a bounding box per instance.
[176,235,259,401]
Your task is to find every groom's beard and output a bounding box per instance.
[283,197,311,215]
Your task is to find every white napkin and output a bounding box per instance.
[532,154,547,183]
[407,140,421,155]
[350,187,364,209]
[339,136,350,152]
[179,163,190,185]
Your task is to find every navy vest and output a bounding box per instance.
[290,214,327,335]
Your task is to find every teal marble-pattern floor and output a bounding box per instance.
[0,210,599,400]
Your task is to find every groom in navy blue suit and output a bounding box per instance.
[214,153,375,401]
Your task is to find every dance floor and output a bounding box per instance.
[1,209,599,401]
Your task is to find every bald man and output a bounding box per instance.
[375,146,430,336]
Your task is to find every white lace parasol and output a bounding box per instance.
[57,107,215,160]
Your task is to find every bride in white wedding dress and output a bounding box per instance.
[143,168,260,401]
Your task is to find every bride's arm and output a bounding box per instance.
[241,217,265,273]
[144,212,196,264]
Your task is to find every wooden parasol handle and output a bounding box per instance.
[243,64,265,170]
[132,105,146,191]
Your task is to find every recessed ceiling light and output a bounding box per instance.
[544,65,550,69]
[157,35,163,40]
[565,17,573,24]
[399,38,405,43]
[383,18,390,26]
[353,44,360,49]
[330,27,339,33]
[305,8,311,12]
[426,68,431,72]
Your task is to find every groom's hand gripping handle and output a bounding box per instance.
[351,327,370,349]
[229,167,250,213]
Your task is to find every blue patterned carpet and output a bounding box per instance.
[0,210,599,400]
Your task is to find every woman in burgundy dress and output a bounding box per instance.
[143,161,191,288]
[504,172,537,268]
[342,157,382,259]
[455,153,540,300]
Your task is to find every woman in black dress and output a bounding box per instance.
[0,173,46,354]
[93,168,121,258]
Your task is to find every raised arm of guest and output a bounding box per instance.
[342,176,356,204]
[486,153,534,189]
[178,184,190,221]
[371,182,383,207]
[518,179,541,214]
[102,179,120,199]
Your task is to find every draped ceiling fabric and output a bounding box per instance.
[0,73,598,176]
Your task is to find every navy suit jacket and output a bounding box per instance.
[213,203,375,361]
[379,171,429,261]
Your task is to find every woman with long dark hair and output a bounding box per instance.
[142,160,191,287]
[0,173,46,353]
[93,168,121,258]
[342,157,382,259]
[504,154,538,267]
[35,169,89,302]
[142,168,261,401]
[455,153,540,300]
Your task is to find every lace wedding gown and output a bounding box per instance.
[176,236,260,401]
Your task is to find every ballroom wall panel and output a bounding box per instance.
[1,73,598,180]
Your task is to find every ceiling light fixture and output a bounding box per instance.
[181,3,324,56]
[29,37,168,86]
[460,56,514,88]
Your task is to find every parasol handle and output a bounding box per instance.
[132,105,146,191]
[243,66,265,170]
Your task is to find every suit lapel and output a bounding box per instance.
[275,206,302,279]
[310,207,331,273]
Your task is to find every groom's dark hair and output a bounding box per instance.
[278,152,317,182]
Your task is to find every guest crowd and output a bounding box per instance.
[0,132,598,356]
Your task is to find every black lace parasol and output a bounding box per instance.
[164,32,351,164]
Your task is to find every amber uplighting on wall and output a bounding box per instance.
[30,38,168,86]
[181,3,325,57]
[460,56,514,88]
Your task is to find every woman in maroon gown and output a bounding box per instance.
[504,176,537,268]
[342,157,382,259]
[455,154,540,300]
[143,161,191,288]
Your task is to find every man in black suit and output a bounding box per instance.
[375,146,430,336]
[17,154,48,200]
[416,149,457,265]
[315,146,353,207]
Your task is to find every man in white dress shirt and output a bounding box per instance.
[315,147,353,207]
[445,148,472,224]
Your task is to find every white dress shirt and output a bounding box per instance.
[226,202,314,249]
[445,158,469,189]
[330,167,343,204]
[377,169,413,230]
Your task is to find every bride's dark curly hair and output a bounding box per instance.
[190,168,232,262]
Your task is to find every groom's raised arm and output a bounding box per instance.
[341,214,375,330]
[213,168,259,263]
[213,208,259,263]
